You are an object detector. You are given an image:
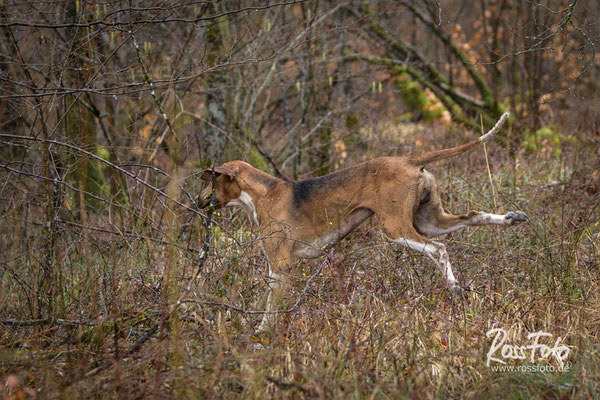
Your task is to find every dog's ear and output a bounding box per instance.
[200,165,238,181]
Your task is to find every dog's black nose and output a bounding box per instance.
[198,195,211,209]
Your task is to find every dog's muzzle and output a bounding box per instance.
[199,191,212,208]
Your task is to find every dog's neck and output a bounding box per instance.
[229,166,285,226]
[237,166,282,198]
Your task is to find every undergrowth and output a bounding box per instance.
[1,129,599,399]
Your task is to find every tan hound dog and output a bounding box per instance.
[199,112,526,330]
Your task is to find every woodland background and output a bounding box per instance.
[1,0,599,398]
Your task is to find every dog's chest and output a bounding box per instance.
[226,191,259,225]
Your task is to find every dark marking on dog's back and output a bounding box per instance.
[292,179,314,207]
[292,166,361,208]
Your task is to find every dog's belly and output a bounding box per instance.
[292,208,374,259]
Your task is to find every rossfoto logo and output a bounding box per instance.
[486,327,571,372]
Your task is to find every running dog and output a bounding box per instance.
[199,112,526,330]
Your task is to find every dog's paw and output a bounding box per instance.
[505,211,528,224]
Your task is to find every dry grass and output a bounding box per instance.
[1,127,599,399]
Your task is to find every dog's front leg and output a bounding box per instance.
[257,264,284,333]
[256,237,293,333]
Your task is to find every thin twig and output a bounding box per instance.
[266,376,317,397]
[481,115,498,212]
[1,318,96,327]
[66,171,218,385]
[80,322,161,380]
[0,1,308,29]
[192,254,328,316]
[0,134,203,217]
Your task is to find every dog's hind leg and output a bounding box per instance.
[382,220,461,294]
[415,205,528,238]
[414,171,527,238]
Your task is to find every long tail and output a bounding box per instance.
[409,112,510,166]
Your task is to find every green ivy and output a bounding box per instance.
[394,73,444,122]
[248,147,268,173]
[522,125,575,156]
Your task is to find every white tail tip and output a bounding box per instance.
[479,112,510,143]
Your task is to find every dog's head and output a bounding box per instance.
[198,162,242,208]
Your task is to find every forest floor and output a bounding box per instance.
[1,123,599,399]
